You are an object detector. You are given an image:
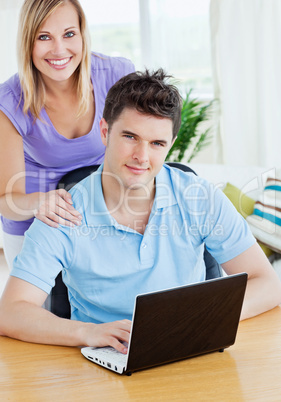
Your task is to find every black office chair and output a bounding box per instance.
[51,162,222,318]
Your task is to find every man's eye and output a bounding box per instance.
[124,135,135,140]
[152,142,164,147]
[38,35,50,41]
[65,31,75,38]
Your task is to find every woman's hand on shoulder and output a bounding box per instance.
[35,189,82,228]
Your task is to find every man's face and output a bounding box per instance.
[100,108,175,194]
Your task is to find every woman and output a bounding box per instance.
[0,0,134,268]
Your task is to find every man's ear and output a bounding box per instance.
[100,118,109,146]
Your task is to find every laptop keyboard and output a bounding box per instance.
[91,346,128,366]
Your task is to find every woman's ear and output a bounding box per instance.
[100,118,109,146]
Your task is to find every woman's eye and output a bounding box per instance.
[65,31,75,38]
[38,35,50,41]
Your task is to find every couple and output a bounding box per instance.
[0,69,280,353]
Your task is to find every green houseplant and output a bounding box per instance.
[166,90,214,163]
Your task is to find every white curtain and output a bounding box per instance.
[210,0,281,168]
[140,0,211,94]
[0,0,22,83]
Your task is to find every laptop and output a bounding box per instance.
[81,273,247,375]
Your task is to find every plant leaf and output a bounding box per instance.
[166,89,214,163]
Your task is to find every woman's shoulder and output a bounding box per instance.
[0,74,30,135]
[90,52,135,93]
[90,51,135,74]
[0,74,22,103]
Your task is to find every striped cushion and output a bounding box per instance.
[246,175,281,253]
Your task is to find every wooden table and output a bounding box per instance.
[1,307,281,401]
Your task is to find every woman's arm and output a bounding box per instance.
[0,111,81,227]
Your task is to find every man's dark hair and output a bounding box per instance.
[103,69,182,139]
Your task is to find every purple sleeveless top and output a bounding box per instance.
[0,52,134,235]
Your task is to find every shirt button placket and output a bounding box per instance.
[139,238,154,269]
[140,241,147,263]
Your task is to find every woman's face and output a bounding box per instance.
[32,2,83,86]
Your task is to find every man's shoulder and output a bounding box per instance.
[25,216,71,247]
[68,169,102,213]
[69,174,93,205]
[162,163,210,189]
[160,164,221,212]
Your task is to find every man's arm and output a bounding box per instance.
[221,242,281,320]
[0,276,131,353]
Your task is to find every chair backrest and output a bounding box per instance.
[51,162,222,318]
[51,165,100,319]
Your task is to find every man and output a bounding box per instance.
[0,70,280,354]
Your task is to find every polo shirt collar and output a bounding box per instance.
[85,164,177,226]
[153,164,177,210]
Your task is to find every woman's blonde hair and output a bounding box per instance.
[17,0,92,119]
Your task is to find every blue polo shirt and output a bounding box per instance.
[12,164,255,324]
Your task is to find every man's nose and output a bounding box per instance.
[133,143,149,164]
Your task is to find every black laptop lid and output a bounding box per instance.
[126,273,247,373]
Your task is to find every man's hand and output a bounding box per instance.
[84,320,132,354]
[0,277,132,350]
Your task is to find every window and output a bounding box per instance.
[80,0,212,96]
[80,0,141,65]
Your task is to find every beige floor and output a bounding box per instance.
[0,249,9,296]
